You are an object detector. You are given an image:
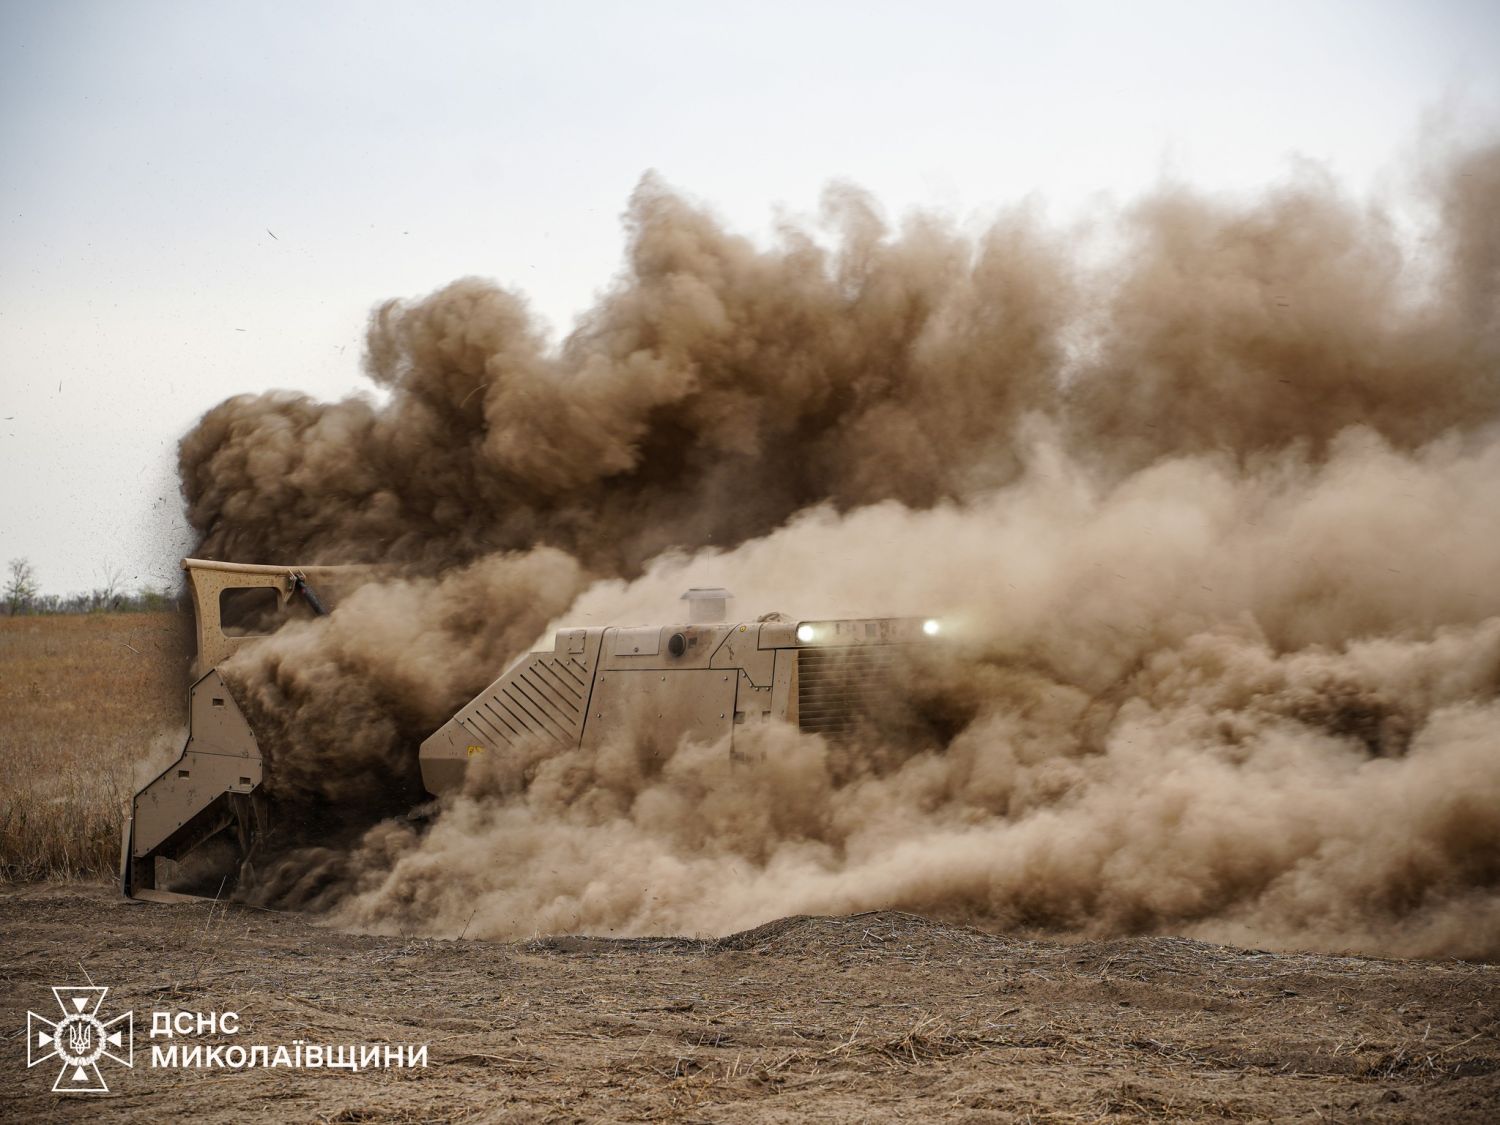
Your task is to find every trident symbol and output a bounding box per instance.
[67,1023,94,1054]
[28,985,133,1093]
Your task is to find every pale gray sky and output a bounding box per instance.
[2,0,1497,594]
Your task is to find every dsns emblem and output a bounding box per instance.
[27,986,134,1093]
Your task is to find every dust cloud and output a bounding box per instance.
[186,143,1500,958]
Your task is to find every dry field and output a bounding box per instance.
[1,887,1498,1123]
[0,612,189,881]
[2,614,1498,1122]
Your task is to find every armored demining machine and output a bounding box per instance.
[122,558,941,900]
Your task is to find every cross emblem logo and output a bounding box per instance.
[27,986,134,1093]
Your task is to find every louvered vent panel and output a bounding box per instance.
[797,646,902,739]
[459,654,589,747]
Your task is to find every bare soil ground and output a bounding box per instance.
[2,884,1496,1123]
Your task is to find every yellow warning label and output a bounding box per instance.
[467,745,484,756]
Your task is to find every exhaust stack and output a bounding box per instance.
[681,586,732,623]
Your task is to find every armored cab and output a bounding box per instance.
[121,558,348,899]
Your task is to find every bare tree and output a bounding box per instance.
[89,564,126,613]
[4,558,38,615]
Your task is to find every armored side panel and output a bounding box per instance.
[122,669,263,895]
[420,628,606,794]
[580,621,776,753]
[581,667,738,750]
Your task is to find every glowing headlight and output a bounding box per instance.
[796,624,815,643]
[922,618,941,636]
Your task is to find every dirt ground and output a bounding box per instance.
[1,885,1495,1123]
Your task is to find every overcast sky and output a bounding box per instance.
[2,0,1497,595]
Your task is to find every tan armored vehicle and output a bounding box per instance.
[123,560,940,899]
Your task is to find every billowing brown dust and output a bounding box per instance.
[186,145,1500,958]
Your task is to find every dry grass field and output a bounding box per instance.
[0,611,189,881]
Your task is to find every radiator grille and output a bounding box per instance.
[797,646,904,739]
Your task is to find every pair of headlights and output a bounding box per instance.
[795,619,941,643]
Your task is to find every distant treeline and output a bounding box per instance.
[3,558,182,616]
[5,587,182,616]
